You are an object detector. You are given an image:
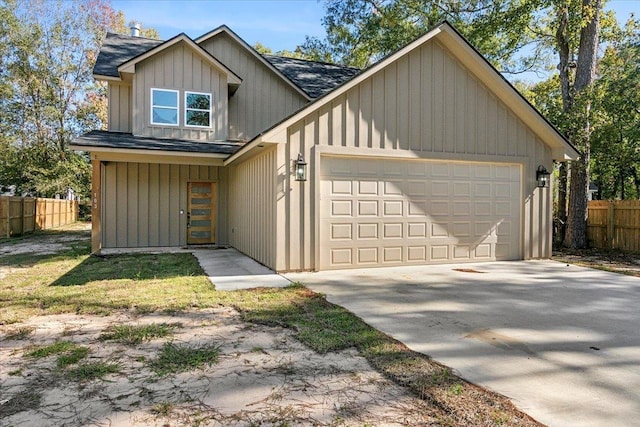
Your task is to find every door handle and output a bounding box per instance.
[187,212,191,228]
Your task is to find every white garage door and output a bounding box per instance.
[320,157,521,270]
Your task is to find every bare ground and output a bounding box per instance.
[1,308,438,426]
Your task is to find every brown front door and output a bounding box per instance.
[187,182,216,244]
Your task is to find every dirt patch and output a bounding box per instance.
[1,308,438,426]
[553,247,640,276]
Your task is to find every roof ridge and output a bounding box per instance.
[105,31,164,42]
[263,53,360,70]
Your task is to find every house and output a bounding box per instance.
[71,22,579,272]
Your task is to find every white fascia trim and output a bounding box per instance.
[69,144,229,159]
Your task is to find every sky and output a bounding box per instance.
[111,0,640,70]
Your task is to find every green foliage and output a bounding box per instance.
[590,18,640,199]
[0,1,157,198]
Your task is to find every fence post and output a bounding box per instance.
[2,197,8,238]
[607,202,615,250]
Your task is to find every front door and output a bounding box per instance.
[187,182,216,244]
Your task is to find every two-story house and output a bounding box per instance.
[72,22,578,272]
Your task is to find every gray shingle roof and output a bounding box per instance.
[93,31,360,98]
[263,55,360,98]
[93,33,163,77]
[73,130,245,155]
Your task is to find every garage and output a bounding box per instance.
[320,156,521,270]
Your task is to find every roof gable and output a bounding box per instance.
[195,26,311,100]
[227,21,578,164]
[116,33,241,85]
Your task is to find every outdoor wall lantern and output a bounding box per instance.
[536,165,551,188]
[295,153,307,181]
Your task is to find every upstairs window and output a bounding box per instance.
[185,91,212,128]
[151,89,179,126]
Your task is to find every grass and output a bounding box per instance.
[99,322,181,345]
[56,346,90,368]
[66,361,119,381]
[24,340,89,368]
[1,228,542,425]
[26,340,77,358]
[148,342,220,376]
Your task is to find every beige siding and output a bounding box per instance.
[275,39,553,271]
[227,147,277,269]
[132,41,228,140]
[108,82,132,132]
[199,33,308,140]
[102,162,227,248]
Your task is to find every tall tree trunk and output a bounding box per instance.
[564,0,601,249]
[555,5,571,245]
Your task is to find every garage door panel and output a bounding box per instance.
[357,180,378,195]
[357,247,378,264]
[383,200,403,216]
[408,222,427,237]
[357,223,378,239]
[320,157,521,270]
[331,200,352,216]
[358,200,378,216]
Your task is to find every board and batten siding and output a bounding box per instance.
[102,162,227,248]
[199,33,308,141]
[275,39,552,271]
[132,41,228,140]
[108,82,132,132]
[227,147,277,269]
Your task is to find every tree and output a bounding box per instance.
[0,0,158,198]
[590,18,640,199]
[562,0,602,248]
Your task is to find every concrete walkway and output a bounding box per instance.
[286,261,640,427]
[192,248,291,291]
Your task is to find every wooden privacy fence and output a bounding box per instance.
[0,196,79,238]
[587,200,640,251]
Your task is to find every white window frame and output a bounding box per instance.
[184,91,213,128]
[150,88,179,126]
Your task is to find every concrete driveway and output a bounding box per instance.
[286,261,640,427]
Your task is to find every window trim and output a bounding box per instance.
[184,90,213,129]
[150,88,180,127]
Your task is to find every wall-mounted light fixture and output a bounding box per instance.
[294,153,307,181]
[536,165,551,188]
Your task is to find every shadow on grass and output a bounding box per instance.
[0,242,91,268]
[51,253,204,286]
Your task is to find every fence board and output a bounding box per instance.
[587,200,640,251]
[0,196,78,238]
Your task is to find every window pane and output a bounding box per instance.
[152,107,178,125]
[191,231,211,238]
[186,110,210,127]
[152,90,177,107]
[192,198,211,205]
[191,220,210,227]
[186,93,210,110]
[191,208,210,216]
